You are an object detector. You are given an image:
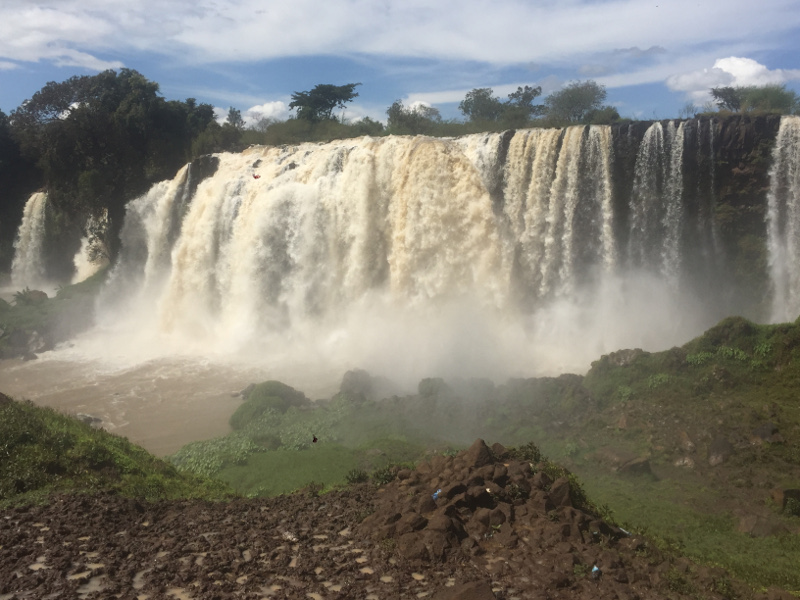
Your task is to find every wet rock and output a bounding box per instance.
[75,413,102,426]
[548,477,573,508]
[618,457,654,477]
[679,431,696,453]
[752,422,778,440]
[463,439,494,469]
[604,348,645,367]
[708,436,734,466]
[737,514,788,537]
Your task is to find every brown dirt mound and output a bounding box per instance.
[0,439,773,599]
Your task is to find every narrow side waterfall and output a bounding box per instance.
[71,212,109,284]
[628,121,686,283]
[11,191,48,289]
[767,115,800,322]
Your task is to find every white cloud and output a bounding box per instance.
[0,61,18,70]
[666,57,800,102]
[243,101,290,126]
[2,0,800,70]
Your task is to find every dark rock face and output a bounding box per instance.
[610,114,782,319]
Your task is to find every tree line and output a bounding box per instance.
[1,69,798,278]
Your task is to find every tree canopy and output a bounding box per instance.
[289,83,361,122]
[544,80,608,123]
[386,100,442,135]
[711,84,799,114]
[458,85,544,125]
[8,69,219,272]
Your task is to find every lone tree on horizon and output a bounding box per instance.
[289,83,361,122]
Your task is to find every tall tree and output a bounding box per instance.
[544,80,608,123]
[459,88,504,122]
[289,83,361,122]
[710,87,742,112]
[226,107,245,130]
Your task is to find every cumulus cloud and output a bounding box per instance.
[243,101,290,126]
[667,57,800,102]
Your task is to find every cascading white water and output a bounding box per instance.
[10,191,48,289]
[767,115,800,322]
[87,127,707,388]
[6,126,730,452]
[71,212,109,284]
[628,121,686,283]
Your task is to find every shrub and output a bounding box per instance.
[346,468,369,484]
[647,373,671,389]
[686,352,713,366]
[230,380,309,430]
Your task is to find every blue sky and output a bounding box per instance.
[2,0,800,126]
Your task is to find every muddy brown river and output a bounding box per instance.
[0,350,342,456]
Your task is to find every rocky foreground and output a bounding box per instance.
[0,439,790,600]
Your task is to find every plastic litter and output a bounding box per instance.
[592,566,602,580]
[432,488,442,500]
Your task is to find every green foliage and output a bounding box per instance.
[544,80,608,123]
[507,441,544,463]
[346,468,369,484]
[686,352,714,366]
[711,84,799,114]
[289,83,361,122]
[386,100,442,135]
[371,464,398,486]
[754,341,773,358]
[785,497,800,517]
[0,267,108,359]
[226,107,244,130]
[459,88,505,122]
[616,385,634,403]
[716,346,749,361]
[458,85,545,126]
[257,116,382,145]
[10,69,217,261]
[169,433,262,478]
[230,380,309,430]
[12,287,44,306]
[711,86,742,112]
[647,373,671,389]
[0,396,230,505]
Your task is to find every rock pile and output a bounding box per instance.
[0,439,783,600]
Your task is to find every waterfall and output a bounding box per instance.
[91,124,728,380]
[767,115,800,322]
[72,211,109,284]
[628,121,686,283]
[11,191,48,289]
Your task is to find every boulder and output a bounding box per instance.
[770,488,800,512]
[618,457,654,477]
[462,439,494,469]
[708,436,734,466]
[737,514,788,537]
